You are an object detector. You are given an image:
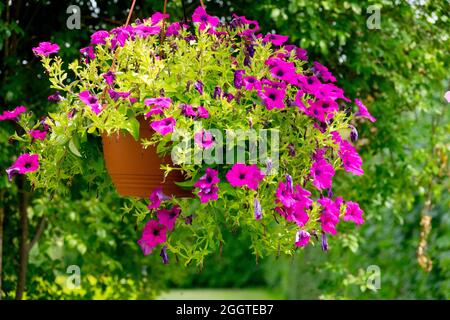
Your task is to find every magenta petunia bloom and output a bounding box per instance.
[32,42,59,57]
[90,30,109,45]
[80,46,95,62]
[102,71,115,87]
[192,6,220,30]
[318,197,342,235]
[308,99,339,122]
[137,220,167,255]
[194,130,214,149]
[268,59,297,82]
[166,22,182,36]
[234,69,245,89]
[263,34,288,46]
[180,104,208,119]
[180,104,197,117]
[108,89,130,102]
[0,106,27,121]
[295,230,310,247]
[197,106,209,119]
[78,90,102,114]
[150,11,170,25]
[110,26,133,48]
[355,99,376,122]
[157,205,181,231]
[243,76,261,91]
[310,159,335,191]
[194,168,220,203]
[258,86,286,110]
[134,25,160,38]
[284,45,308,61]
[197,184,219,203]
[194,80,204,95]
[29,129,47,141]
[48,91,62,102]
[6,153,39,182]
[150,117,176,135]
[144,97,171,117]
[226,163,265,190]
[147,187,170,210]
[297,75,322,94]
[231,13,260,36]
[312,61,336,83]
[339,139,364,176]
[254,197,263,220]
[344,201,364,225]
[194,168,220,189]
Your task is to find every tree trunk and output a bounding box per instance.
[0,191,4,300]
[15,176,29,300]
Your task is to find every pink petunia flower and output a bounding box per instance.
[268,59,297,83]
[343,201,364,225]
[80,46,95,62]
[147,187,170,210]
[197,184,219,203]
[226,163,265,190]
[231,14,260,36]
[150,117,176,135]
[318,197,342,235]
[90,30,109,45]
[166,22,182,36]
[355,99,376,122]
[0,106,27,121]
[340,141,364,176]
[29,129,47,141]
[284,45,308,61]
[308,99,339,122]
[78,90,102,114]
[243,76,261,91]
[137,220,167,255]
[194,130,215,149]
[144,97,171,117]
[263,34,288,46]
[312,61,336,83]
[192,6,220,30]
[310,159,335,191]
[102,71,115,87]
[6,153,39,181]
[258,86,286,110]
[295,230,311,247]
[157,205,181,231]
[108,89,131,102]
[150,12,170,25]
[134,25,160,38]
[234,69,245,89]
[194,168,220,189]
[194,168,220,203]
[32,42,60,57]
[48,92,62,102]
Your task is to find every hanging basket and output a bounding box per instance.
[102,117,191,198]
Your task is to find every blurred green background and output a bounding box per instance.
[0,0,449,300]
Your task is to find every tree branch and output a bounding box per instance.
[15,176,29,300]
[0,190,5,300]
[28,217,47,253]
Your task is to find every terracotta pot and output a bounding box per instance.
[102,118,192,198]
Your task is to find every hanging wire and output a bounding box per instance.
[181,0,187,23]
